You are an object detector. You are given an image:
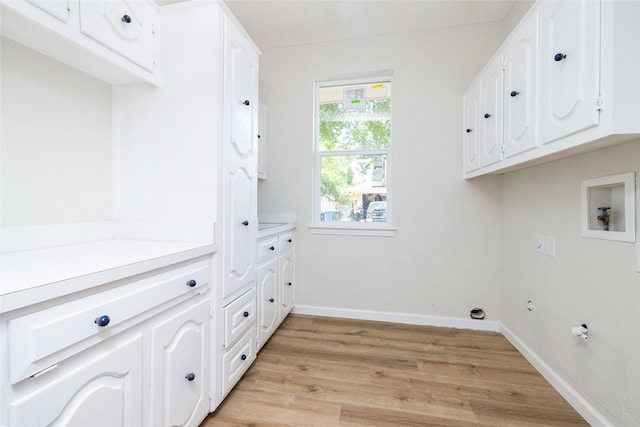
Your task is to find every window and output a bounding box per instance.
[312,77,393,235]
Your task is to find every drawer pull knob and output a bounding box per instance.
[510,90,519,97]
[242,220,249,226]
[554,53,566,62]
[240,354,247,361]
[185,372,196,382]
[269,246,275,251]
[287,239,292,243]
[243,311,249,317]
[268,298,275,303]
[287,282,292,286]
[243,100,251,106]
[484,113,491,119]
[95,315,110,327]
[187,279,197,287]
[121,14,132,24]
[466,129,472,133]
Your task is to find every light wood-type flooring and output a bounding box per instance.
[202,314,588,426]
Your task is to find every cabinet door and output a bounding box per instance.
[8,334,143,427]
[26,0,70,23]
[479,55,503,167]
[79,0,156,71]
[149,297,210,427]
[504,12,538,157]
[539,0,600,145]
[279,249,295,320]
[222,17,258,299]
[257,98,268,179]
[257,258,278,349]
[462,80,481,174]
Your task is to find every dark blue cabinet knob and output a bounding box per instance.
[243,100,250,106]
[510,91,519,97]
[187,279,197,287]
[484,113,491,119]
[95,315,110,327]
[121,15,132,23]
[287,282,292,286]
[242,220,249,226]
[269,246,275,251]
[466,129,472,133]
[287,239,292,243]
[240,354,247,361]
[268,298,275,303]
[554,53,566,62]
[185,373,196,382]
[243,311,249,317]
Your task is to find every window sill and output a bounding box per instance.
[308,225,397,237]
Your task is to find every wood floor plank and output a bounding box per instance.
[202,314,588,426]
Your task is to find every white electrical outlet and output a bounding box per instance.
[534,234,545,254]
[545,235,556,257]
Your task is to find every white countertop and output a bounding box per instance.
[0,239,216,313]
[257,223,296,238]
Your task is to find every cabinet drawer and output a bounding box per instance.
[221,327,256,395]
[278,231,295,251]
[257,236,278,262]
[8,259,210,384]
[223,288,256,347]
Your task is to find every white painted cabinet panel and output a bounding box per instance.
[479,56,504,167]
[279,247,295,320]
[257,98,268,179]
[538,0,600,145]
[26,0,70,23]
[462,80,481,174]
[504,12,538,157]
[149,296,210,427]
[257,257,278,350]
[79,0,156,71]
[8,333,144,427]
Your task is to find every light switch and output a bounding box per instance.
[545,235,556,257]
[534,234,545,254]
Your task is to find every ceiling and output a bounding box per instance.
[156,0,515,50]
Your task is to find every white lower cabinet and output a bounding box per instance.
[149,296,210,427]
[8,333,144,427]
[0,257,212,427]
[256,227,296,350]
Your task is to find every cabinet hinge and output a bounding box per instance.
[596,96,604,111]
[501,145,505,153]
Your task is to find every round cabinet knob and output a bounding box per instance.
[243,100,251,106]
[240,354,247,361]
[95,315,111,327]
[287,239,292,243]
[243,311,249,317]
[269,246,275,251]
[466,129,472,133]
[287,282,292,287]
[258,134,261,139]
[510,91,520,97]
[242,220,249,226]
[187,279,197,287]
[554,53,566,62]
[268,298,275,303]
[484,113,491,119]
[185,373,196,382]
[121,15,132,23]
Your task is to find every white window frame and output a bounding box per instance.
[310,74,396,237]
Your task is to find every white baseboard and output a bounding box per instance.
[500,323,613,427]
[292,304,612,426]
[292,304,500,332]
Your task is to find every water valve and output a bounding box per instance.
[571,324,592,340]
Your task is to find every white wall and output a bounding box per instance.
[258,22,505,320]
[1,37,112,227]
[501,141,640,426]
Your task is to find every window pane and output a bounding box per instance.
[320,154,387,223]
[319,82,391,151]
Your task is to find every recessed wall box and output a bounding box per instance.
[581,172,636,242]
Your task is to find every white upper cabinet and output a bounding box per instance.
[79,0,156,71]
[503,11,538,157]
[479,55,504,168]
[463,0,640,178]
[538,0,599,145]
[462,80,481,174]
[0,0,159,85]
